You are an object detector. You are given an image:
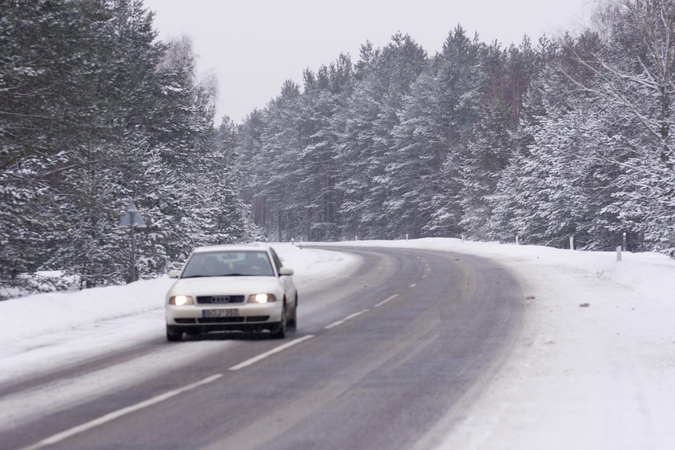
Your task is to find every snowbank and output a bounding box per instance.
[434,240,675,450]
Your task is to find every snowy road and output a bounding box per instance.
[3,239,674,449]
[2,246,524,450]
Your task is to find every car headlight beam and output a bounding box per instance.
[248,293,276,304]
[169,295,194,306]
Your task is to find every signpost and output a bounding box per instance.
[119,201,146,283]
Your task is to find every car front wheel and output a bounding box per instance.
[287,295,298,332]
[271,304,287,339]
[166,325,183,342]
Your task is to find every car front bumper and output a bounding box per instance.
[166,302,283,333]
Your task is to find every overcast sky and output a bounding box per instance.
[142,0,591,124]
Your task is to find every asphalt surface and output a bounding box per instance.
[3,246,524,450]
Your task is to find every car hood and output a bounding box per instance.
[167,276,281,297]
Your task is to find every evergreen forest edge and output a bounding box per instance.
[2,0,674,298]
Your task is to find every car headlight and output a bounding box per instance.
[169,295,194,306]
[247,294,276,304]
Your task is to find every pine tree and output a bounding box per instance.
[1,1,254,295]
[337,34,427,239]
[385,27,482,238]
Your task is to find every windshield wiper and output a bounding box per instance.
[219,273,270,277]
[183,273,265,278]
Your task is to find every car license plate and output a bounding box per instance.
[203,309,239,318]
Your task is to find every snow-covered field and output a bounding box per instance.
[1,239,674,449]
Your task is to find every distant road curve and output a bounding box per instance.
[6,246,524,450]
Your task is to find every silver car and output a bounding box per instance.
[165,244,298,341]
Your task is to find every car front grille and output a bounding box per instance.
[196,295,245,304]
[196,316,270,324]
[175,318,197,324]
[245,316,270,322]
[198,317,246,323]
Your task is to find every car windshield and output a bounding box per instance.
[181,251,275,278]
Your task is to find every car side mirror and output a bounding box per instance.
[168,270,180,279]
[279,267,294,276]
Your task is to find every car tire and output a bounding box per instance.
[166,325,183,342]
[287,295,298,332]
[271,303,287,339]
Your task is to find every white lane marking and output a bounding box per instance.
[410,283,417,288]
[228,335,315,371]
[374,294,399,308]
[324,309,370,330]
[21,374,223,450]
[0,339,231,434]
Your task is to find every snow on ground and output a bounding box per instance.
[436,242,675,450]
[1,239,674,448]
[0,244,358,384]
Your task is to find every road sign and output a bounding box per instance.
[120,201,146,283]
[120,201,146,228]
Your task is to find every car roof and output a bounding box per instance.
[192,243,272,254]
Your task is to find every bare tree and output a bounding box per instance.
[569,0,675,170]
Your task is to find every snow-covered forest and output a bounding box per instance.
[238,0,675,253]
[0,0,252,297]
[2,0,675,298]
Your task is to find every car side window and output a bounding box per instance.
[269,248,283,274]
